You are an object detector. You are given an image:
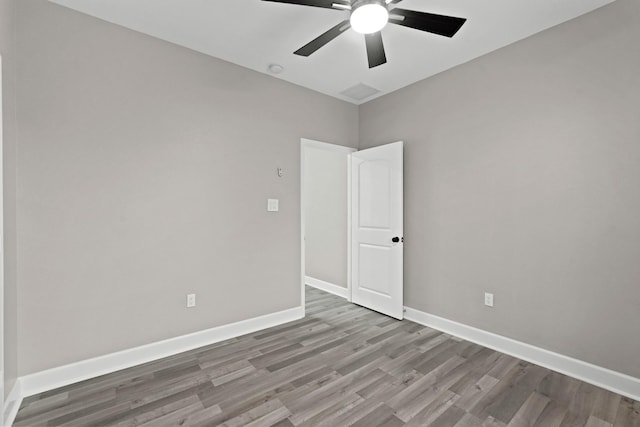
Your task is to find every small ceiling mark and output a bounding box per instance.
[268,63,284,74]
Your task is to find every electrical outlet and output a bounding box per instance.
[484,292,494,307]
[187,293,196,308]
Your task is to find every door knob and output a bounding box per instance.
[392,236,401,243]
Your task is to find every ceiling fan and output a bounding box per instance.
[262,0,467,68]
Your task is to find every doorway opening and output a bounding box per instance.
[301,138,404,320]
[300,139,356,313]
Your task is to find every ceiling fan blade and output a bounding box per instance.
[262,0,349,10]
[294,20,351,57]
[365,32,387,68]
[389,8,466,37]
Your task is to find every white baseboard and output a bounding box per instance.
[305,276,349,300]
[3,379,22,427]
[404,306,640,402]
[19,305,304,400]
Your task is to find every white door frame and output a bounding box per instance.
[300,138,356,312]
[0,54,5,417]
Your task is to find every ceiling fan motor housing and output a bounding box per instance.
[350,0,387,11]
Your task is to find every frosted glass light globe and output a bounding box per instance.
[350,3,389,34]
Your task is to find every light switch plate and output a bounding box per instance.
[187,293,196,308]
[484,292,494,307]
[267,198,279,212]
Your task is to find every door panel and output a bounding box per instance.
[359,244,392,295]
[359,161,391,228]
[351,142,403,319]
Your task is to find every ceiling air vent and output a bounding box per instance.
[340,83,380,102]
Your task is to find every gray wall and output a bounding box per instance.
[304,145,350,288]
[0,0,18,397]
[16,0,358,375]
[359,0,640,378]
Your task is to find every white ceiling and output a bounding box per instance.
[50,0,614,104]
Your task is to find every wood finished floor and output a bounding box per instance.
[15,287,640,427]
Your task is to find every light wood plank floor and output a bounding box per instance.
[15,287,640,426]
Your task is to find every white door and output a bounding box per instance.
[351,141,403,319]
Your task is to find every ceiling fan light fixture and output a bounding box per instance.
[350,1,389,34]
